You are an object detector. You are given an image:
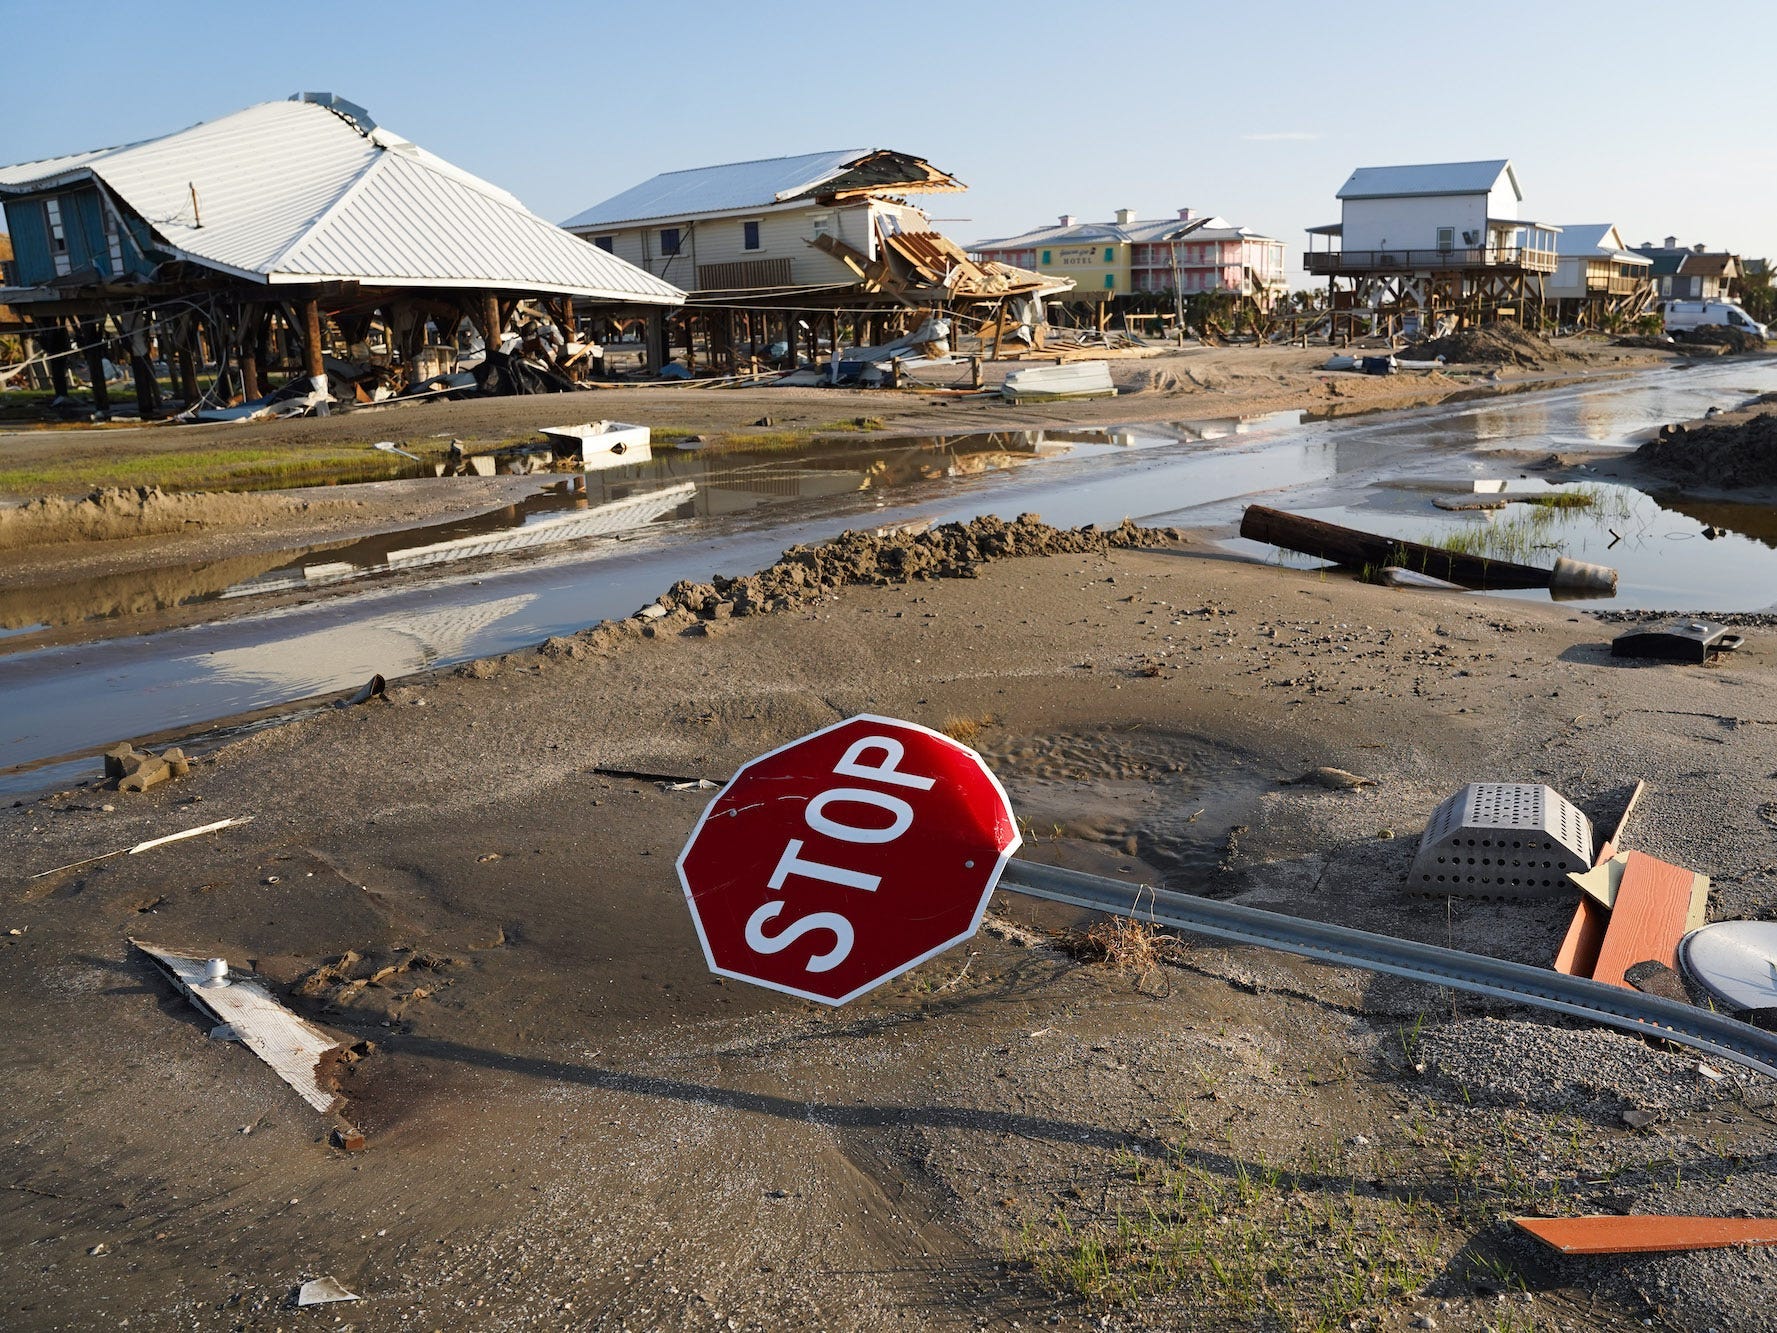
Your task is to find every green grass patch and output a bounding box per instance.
[0,442,443,496]
[816,416,886,433]
[1018,1138,1441,1329]
[1418,485,1630,565]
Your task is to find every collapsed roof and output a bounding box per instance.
[563,149,965,230]
[0,95,683,304]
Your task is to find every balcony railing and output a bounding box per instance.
[1304,247,1558,276]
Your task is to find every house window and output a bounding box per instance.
[1103,273,1115,290]
[660,227,681,256]
[1103,247,1114,263]
[743,220,761,251]
[43,197,71,277]
[810,213,834,240]
[1437,227,1454,252]
[593,236,614,253]
[105,208,125,277]
[1041,249,1051,265]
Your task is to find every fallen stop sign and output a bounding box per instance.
[676,715,1021,1004]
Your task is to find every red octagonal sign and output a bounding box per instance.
[676,715,1021,1004]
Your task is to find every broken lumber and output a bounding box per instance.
[1591,851,1710,989]
[1513,1214,1777,1255]
[1238,505,1617,594]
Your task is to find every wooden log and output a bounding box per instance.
[1239,505,1615,594]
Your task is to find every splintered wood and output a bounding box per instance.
[133,939,343,1114]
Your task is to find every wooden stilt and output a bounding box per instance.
[80,320,111,419]
[302,297,329,415]
[40,324,73,398]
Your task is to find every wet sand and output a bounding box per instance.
[4,526,1775,1331]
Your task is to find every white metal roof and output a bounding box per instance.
[1554,223,1650,263]
[1336,160,1518,201]
[562,149,871,229]
[973,214,1277,251]
[0,98,683,303]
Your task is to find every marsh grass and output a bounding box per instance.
[0,442,443,495]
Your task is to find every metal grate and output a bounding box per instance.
[1409,783,1593,898]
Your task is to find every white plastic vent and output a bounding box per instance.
[1410,783,1594,898]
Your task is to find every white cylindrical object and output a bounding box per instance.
[1550,557,1617,594]
[201,957,230,987]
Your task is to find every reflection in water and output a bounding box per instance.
[1237,480,1777,613]
[206,594,540,695]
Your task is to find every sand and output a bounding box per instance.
[4,519,1776,1331]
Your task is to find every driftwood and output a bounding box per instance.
[1239,505,1615,594]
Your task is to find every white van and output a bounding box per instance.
[1662,299,1768,338]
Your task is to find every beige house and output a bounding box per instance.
[562,149,963,296]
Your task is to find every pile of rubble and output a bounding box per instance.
[1400,324,1573,369]
[1635,412,1777,489]
[656,515,1189,622]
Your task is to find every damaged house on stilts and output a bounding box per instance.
[0,93,684,420]
[562,149,1070,380]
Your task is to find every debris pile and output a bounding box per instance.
[654,515,1187,621]
[105,741,191,793]
[1399,324,1572,368]
[1678,325,1766,354]
[1634,412,1777,489]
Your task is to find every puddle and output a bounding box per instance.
[3,361,1776,797]
[1226,478,1777,613]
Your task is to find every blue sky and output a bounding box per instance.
[3,0,1772,282]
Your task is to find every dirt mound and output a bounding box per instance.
[0,485,355,551]
[1634,412,1777,488]
[1400,324,1572,368]
[1678,325,1767,354]
[650,514,1187,624]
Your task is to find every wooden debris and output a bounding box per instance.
[1591,851,1710,989]
[1513,1214,1777,1255]
[132,940,344,1115]
[1240,505,1617,594]
[1555,780,1648,977]
[1553,896,1609,978]
[1285,767,1376,790]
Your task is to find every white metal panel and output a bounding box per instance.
[1340,194,1489,253]
[562,149,868,229]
